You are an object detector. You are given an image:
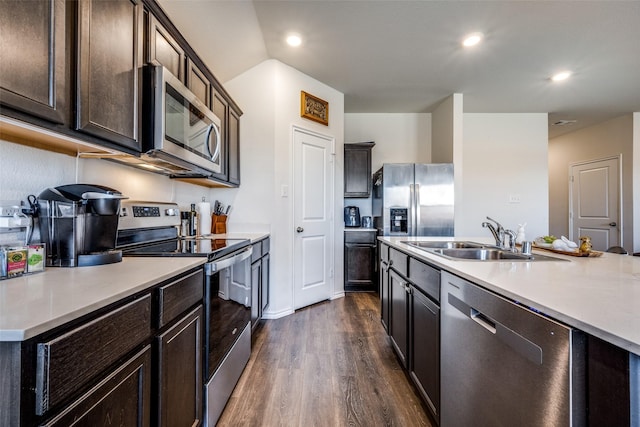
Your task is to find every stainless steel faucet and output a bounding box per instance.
[482,216,517,251]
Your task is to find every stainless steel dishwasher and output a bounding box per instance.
[441,271,586,427]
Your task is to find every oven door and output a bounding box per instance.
[204,247,252,378]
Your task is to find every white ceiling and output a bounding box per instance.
[158,0,640,138]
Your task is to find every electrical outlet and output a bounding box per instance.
[0,205,22,216]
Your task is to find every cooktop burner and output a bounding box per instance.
[121,237,250,261]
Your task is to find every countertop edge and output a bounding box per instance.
[0,257,206,342]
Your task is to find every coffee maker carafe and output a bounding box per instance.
[37,184,127,267]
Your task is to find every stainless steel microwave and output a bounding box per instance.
[142,65,222,176]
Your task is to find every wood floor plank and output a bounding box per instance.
[217,293,434,427]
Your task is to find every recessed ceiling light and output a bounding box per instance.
[286,33,302,47]
[462,32,483,47]
[551,71,572,82]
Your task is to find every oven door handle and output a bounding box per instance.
[205,246,253,274]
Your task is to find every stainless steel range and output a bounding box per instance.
[117,201,253,426]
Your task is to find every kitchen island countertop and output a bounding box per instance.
[380,236,640,355]
[0,257,205,342]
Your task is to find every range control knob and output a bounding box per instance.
[165,208,179,216]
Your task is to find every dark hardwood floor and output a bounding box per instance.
[217,293,433,427]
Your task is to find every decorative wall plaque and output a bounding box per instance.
[300,91,329,125]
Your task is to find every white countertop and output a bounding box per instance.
[209,232,270,243]
[380,236,640,356]
[0,257,205,342]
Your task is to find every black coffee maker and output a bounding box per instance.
[37,184,128,267]
[344,206,361,227]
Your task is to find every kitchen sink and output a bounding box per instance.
[401,241,567,261]
[429,247,566,262]
[402,240,491,249]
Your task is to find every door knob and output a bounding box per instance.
[296,227,304,233]
[609,222,617,227]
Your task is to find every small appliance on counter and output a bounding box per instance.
[344,206,361,227]
[361,216,373,229]
[37,184,128,267]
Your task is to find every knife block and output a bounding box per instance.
[212,214,227,234]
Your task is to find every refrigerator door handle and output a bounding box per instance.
[409,183,415,235]
[414,183,420,236]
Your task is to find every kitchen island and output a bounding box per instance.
[380,236,640,354]
[379,236,640,426]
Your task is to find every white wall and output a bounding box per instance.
[634,113,640,252]
[345,113,431,172]
[549,114,634,250]
[344,113,431,217]
[459,113,549,240]
[225,59,345,318]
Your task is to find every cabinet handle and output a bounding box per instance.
[609,222,617,227]
[296,227,304,233]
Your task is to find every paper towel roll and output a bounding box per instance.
[197,202,211,236]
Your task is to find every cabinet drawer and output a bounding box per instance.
[345,231,376,244]
[389,248,408,277]
[409,258,440,302]
[251,242,262,263]
[379,243,389,263]
[261,237,270,254]
[158,269,204,328]
[41,346,151,427]
[36,294,152,415]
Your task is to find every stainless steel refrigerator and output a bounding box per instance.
[372,163,454,236]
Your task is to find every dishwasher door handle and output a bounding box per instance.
[471,308,497,334]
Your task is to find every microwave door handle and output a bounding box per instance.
[204,124,214,159]
[207,123,221,162]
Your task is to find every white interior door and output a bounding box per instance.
[570,156,621,251]
[293,126,334,310]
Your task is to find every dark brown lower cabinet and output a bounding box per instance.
[389,268,409,368]
[344,230,377,292]
[42,346,151,427]
[156,305,203,427]
[410,287,440,423]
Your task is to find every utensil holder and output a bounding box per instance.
[212,214,227,234]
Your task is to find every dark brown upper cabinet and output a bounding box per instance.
[187,58,211,108]
[76,0,143,151]
[147,13,185,82]
[344,142,375,197]
[0,0,67,124]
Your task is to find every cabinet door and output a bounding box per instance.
[42,346,151,427]
[156,305,203,427]
[251,260,261,329]
[261,253,270,312]
[344,243,376,291]
[76,0,142,151]
[389,268,409,368]
[147,13,184,81]
[211,91,229,182]
[380,259,390,332]
[410,287,440,422]
[186,58,210,107]
[227,107,241,185]
[0,0,66,123]
[344,144,372,197]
